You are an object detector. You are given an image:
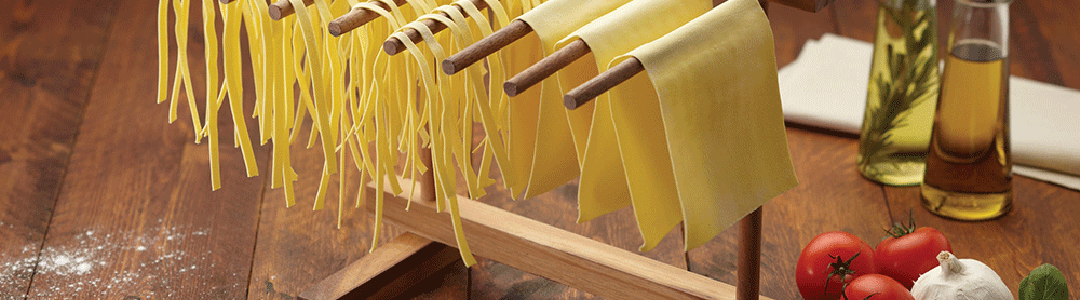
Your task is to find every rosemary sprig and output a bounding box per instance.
[859,0,939,176]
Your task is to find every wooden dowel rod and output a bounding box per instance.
[503,39,591,97]
[442,19,532,75]
[563,57,643,110]
[383,0,489,56]
[328,0,408,37]
[268,0,314,20]
[383,18,447,55]
[738,3,767,299]
[737,207,763,300]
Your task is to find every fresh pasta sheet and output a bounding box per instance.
[513,0,633,200]
[555,0,711,251]
[614,0,798,249]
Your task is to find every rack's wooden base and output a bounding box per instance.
[299,176,771,300]
[296,232,458,300]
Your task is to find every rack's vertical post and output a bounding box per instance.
[735,4,767,300]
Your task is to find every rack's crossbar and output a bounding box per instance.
[358,176,769,300]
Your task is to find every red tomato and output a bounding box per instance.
[796,231,877,300]
[875,226,952,289]
[843,274,915,300]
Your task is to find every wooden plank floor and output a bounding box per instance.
[1,0,1078,299]
[0,0,121,297]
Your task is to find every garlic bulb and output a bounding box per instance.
[910,251,1013,300]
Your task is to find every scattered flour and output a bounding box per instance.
[0,226,238,299]
[76,263,91,273]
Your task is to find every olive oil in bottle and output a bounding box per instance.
[857,0,939,186]
[921,40,1012,220]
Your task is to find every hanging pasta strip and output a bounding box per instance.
[282,16,298,133]
[292,0,339,176]
[349,26,380,171]
[343,33,360,141]
[290,2,338,211]
[388,24,440,207]
[337,95,348,225]
[404,0,434,14]
[394,22,452,212]
[257,0,280,148]
[368,53,406,250]
[168,0,204,142]
[406,13,477,262]
[290,20,313,144]
[457,0,503,190]
[347,2,402,252]
[166,0,182,123]
[443,4,492,196]
[404,15,448,201]
[494,0,528,139]
[266,17,285,194]
[219,0,259,177]
[377,51,405,200]
[281,22,299,191]
[382,0,410,26]
[219,1,240,150]
[302,7,326,150]
[390,25,476,266]
[308,0,340,210]
[199,0,223,190]
[239,0,259,122]
[466,0,512,179]
[432,51,457,214]
[239,0,267,144]
[384,0,431,200]
[349,62,379,208]
[336,20,357,228]
[482,0,510,26]
[402,60,423,203]
[426,6,480,198]
[268,15,299,207]
[277,16,299,202]
[313,0,343,141]
[386,61,407,154]
[519,0,532,14]
[370,103,386,252]
[157,0,170,104]
[351,23,389,211]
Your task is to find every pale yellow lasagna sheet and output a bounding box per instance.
[614,0,798,249]
[511,0,632,199]
[555,0,710,251]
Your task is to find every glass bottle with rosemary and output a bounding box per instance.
[858,0,940,186]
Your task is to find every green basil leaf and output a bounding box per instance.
[1019,263,1069,300]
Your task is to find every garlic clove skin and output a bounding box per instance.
[910,251,1013,300]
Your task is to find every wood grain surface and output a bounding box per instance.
[246,122,413,300]
[0,0,119,298]
[1,0,1077,299]
[22,0,268,298]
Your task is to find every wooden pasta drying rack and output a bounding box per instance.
[282,0,835,299]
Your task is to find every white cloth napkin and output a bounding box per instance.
[778,34,1080,190]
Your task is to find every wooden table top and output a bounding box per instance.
[2,0,1077,299]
